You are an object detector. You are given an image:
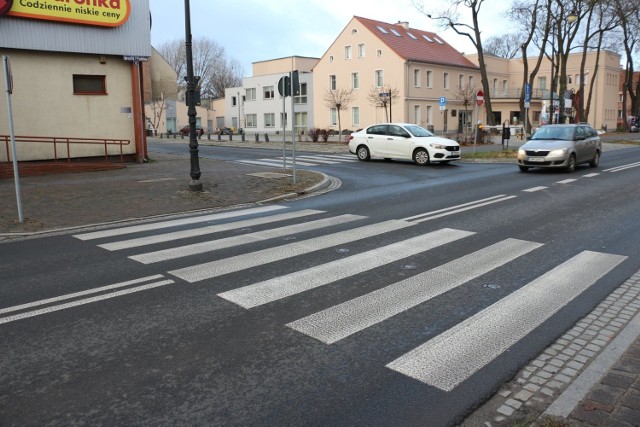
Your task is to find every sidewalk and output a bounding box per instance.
[2,134,640,426]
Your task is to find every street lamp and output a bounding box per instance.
[557,10,579,124]
[184,0,202,192]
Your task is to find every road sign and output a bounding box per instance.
[379,92,390,97]
[277,75,290,97]
[476,90,484,106]
[439,97,446,107]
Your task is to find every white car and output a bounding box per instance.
[348,123,461,165]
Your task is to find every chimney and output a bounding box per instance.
[397,21,409,29]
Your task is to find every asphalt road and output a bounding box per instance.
[1,143,639,425]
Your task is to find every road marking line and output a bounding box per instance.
[403,195,516,223]
[0,278,174,325]
[137,177,178,183]
[523,186,548,192]
[0,274,165,315]
[386,251,627,391]
[218,228,475,308]
[275,157,318,166]
[169,220,413,283]
[73,205,286,240]
[131,214,365,264]
[234,160,284,168]
[557,179,577,184]
[99,209,323,251]
[295,156,341,164]
[582,173,599,178]
[605,161,640,173]
[287,239,543,344]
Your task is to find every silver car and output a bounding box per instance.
[517,124,601,172]
[348,123,460,165]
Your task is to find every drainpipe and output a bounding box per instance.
[130,61,145,163]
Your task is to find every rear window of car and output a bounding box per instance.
[367,125,388,135]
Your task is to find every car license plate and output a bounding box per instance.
[528,157,545,162]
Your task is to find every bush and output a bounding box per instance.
[320,129,330,142]
[307,128,320,142]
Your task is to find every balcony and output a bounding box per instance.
[487,87,549,100]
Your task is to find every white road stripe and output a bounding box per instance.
[73,205,286,240]
[582,173,599,178]
[321,154,358,161]
[0,279,175,325]
[234,159,284,168]
[218,228,475,308]
[296,156,341,164]
[287,238,543,344]
[387,250,627,391]
[523,186,548,192]
[276,157,318,166]
[403,195,509,222]
[131,214,365,264]
[99,209,323,251]
[605,161,640,173]
[405,196,517,223]
[0,274,165,315]
[557,179,577,184]
[169,220,413,283]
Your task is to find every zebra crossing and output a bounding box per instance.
[234,153,357,168]
[64,205,630,391]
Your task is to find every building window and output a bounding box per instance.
[377,49,382,57]
[280,112,288,127]
[73,75,106,94]
[246,88,256,101]
[375,69,383,87]
[352,72,360,90]
[575,74,580,85]
[358,43,365,58]
[413,69,420,87]
[352,106,360,127]
[427,105,433,125]
[469,76,474,88]
[443,72,449,90]
[459,74,464,89]
[538,76,547,91]
[295,112,308,130]
[345,45,352,60]
[231,96,237,107]
[493,78,498,90]
[413,105,420,124]
[263,86,274,99]
[329,55,334,63]
[502,80,508,94]
[330,108,337,126]
[246,113,257,127]
[295,83,308,104]
[426,70,433,88]
[264,113,275,127]
[330,75,337,91]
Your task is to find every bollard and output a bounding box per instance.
[229,133,232,141]
[255,133,259,142]
[207,133,210,140]
[217,133,221,141]
[241,132,245,142]
[264,133,269,142]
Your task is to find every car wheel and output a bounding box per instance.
[519,165,529,172]
[589,151,600,168]
[414,149,430,165]
[356,145,370,161]
[566,154,576,173]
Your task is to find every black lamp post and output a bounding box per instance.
[184,0,202,191]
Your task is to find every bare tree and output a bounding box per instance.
[483,34,523,59]
[323,88,356,142]
[454,83,476,140]
[146,94,165,136]
[157,37,244,100]
[413,0,497,125]
[366,85,400,122]
[615,1,640,129]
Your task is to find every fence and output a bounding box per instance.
[1,135,131,163]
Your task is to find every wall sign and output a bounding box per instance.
[3,0,131,27]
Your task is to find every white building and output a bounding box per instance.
[225,56,318,135]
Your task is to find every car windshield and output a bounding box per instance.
[405,125,433,137]
[531,126,575,141]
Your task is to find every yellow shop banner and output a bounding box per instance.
[6,0,131,27]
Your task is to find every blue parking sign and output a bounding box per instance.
[439,97,446,107]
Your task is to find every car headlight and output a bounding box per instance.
[549,148,568,156]
[430,143,446,149]
[518,149,525,155]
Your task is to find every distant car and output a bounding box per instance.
[217,127,233,135]
[179,125,204,137]
[517,123,601,173]
[348,123,460,165]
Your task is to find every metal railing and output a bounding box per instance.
[1,135,131,163]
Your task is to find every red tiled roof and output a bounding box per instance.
[354,16,478,70]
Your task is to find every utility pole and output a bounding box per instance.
[184,0,202,191]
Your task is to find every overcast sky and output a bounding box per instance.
[149,0,509,76]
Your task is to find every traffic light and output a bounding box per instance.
[290,70,299,96]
